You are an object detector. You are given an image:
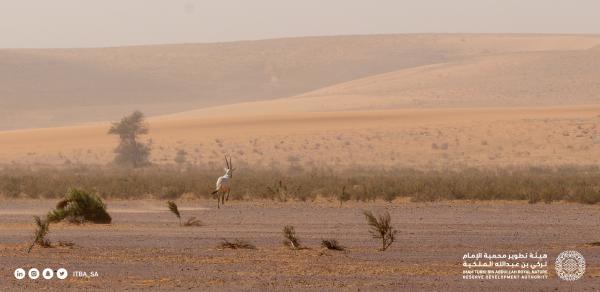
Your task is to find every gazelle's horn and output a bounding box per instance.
[224,155,230,169]
[229,156,232,169]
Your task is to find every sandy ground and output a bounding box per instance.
[3,105,600,168]
[0,199,599,291]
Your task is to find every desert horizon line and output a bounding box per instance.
[3,32,600,50]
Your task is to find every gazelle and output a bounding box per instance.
[211,155,235,208]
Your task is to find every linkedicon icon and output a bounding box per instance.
[14,268,68,280]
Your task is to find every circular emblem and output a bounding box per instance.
[14,268,26,280]
[555,250,585,281]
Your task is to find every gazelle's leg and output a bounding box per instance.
[226,190,230,201]
[217,192,220,209]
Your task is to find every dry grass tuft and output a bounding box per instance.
[167,201,202,227]
[282,225,301,249]
[321,239,345,251]
[337,186,351,206]
[57,240,75,248]
[183,217,203,227]
[218,239,256,250]
[167,200,182,226]
[28,216,51,253]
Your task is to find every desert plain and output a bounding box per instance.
[1,199,599,291]
[1,34,600,290]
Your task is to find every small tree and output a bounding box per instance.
[364,211,397,251]
[108,111,151,168]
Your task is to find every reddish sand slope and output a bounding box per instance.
[2,34,600,129]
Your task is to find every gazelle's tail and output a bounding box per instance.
[211,190,218,195]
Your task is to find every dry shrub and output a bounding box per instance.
[218,239,256,250]
[2,164,600,204]
[364,211,397,251]
[167,200,181,225]
[183,217,203,227]
[167,201,202,227]
[28,216,51,253]
[282,225,301,249]
[321,239,345,251]
[337,186,351,206]
[57,240,75,248]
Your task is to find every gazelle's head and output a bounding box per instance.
[223,155,235,177]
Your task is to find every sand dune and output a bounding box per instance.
[171,48,600,117]
[2,105,600,168]
[293,48,600,108]
[2,34,600,130]
[3,34,600,167]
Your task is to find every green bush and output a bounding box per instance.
[47,189,111,224]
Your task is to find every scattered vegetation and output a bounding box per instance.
[266,180,303,202]
[2,164,600,204]
[282,225,301,249]
[364,211,397,251]
[337,186,351,206]
[57,240,75,248]
[108,110,151,168]
[321,239,345,251]
[167,200,182,226]
[184,217,203,227]
[47,189,111,224]
[27,216,51,253]
[218,239,256,250]
[167,201,202,227]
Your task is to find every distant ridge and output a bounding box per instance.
[2,34,600,130]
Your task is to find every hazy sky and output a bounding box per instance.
[1,0,599,48]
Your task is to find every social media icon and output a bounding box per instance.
[56,268,68,280]
[28,268,40,280]
[42,268,54,280]
[14,268,26,280]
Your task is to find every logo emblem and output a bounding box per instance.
[42,268,54,280]
[56,268,68,280]
[555,250,586,281]
[14,268,26,280]
[28,268,40,280]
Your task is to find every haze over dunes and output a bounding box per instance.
[298,48,600,105]
[2,34,600,130]
[2,34,600,168]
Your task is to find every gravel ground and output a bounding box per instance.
[1,199,599,291]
